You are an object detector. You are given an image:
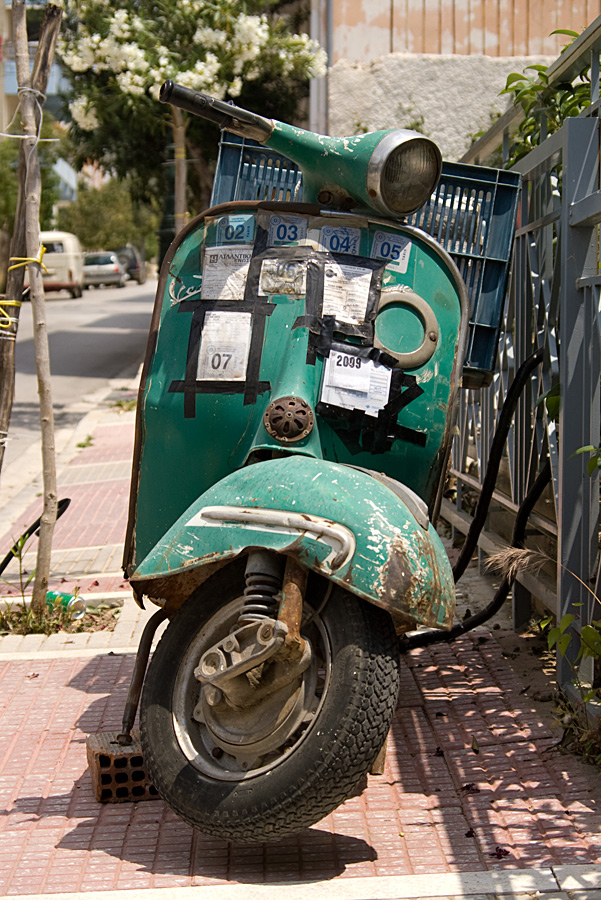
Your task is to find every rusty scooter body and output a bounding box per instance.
[121,81,517,843]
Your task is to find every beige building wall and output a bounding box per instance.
[320,0,601,62]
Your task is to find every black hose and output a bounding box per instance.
[399,458,552,651]
[452,346,544,583]
[0,497,71,576]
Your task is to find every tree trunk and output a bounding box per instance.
[0,2,62,479]
[173,107,187,233]
[11,0,62,614]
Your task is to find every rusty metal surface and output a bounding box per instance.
[263,395,315,443]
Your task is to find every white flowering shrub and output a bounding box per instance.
[60,0,326,131]
[59,0,326,213]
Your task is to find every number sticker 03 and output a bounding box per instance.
[268,215,307,245]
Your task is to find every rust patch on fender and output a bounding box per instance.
[378,532,452,630]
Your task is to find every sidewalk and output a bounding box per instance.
[0,391,600,899]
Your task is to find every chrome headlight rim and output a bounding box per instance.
[366,130,442,218]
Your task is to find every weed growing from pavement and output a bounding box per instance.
[0,602,121,635]
[76,434,94,448]
[112,398,137,412]
[1,531,121,635]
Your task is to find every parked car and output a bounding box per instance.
[116,245,146,284]
[39,231,85,298]
[83,252,127,288]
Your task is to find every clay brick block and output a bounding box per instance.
[86,730,159,803]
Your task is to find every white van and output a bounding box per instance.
[39,231,85,298]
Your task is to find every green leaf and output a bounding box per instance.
[504,72,528,87]
[587,456,599,477]
[547,626,560,649]
[525,65,549,74]
[572,445,597,455]
[557,632,572,656]
[551,29,580,37]
[559,613,575,634]
[580,625,601,659]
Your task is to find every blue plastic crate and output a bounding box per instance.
[210,133,520,389]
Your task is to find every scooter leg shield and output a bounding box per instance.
[129,455,454,631]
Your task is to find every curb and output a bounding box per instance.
[2,864,600,900]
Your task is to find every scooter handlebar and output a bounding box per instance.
[159,80,274,143]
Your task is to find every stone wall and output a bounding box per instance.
[328,53,554,161]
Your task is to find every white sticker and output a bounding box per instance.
[322,263,373,324]
[319,225,361,255]
[321,351,392,417]
[268,215,307,245]
[201,245,253,300]
[371,230,412,274]
[259,259,307,296]
[197,311,252,381]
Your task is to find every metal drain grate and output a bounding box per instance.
[86,730,159,803]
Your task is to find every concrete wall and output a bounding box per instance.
[327,52,554,161]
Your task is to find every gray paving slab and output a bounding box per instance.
[0,868,572,900]
[554,864,601,891]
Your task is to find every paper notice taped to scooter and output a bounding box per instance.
[201,245,253,300]
[321,350,392,417]
[197,311,252,380]
[322,263,372,324]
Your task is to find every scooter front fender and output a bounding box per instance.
[129,456,454,630]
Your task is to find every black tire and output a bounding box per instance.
[140,563,400,843]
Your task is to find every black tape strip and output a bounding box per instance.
[371,371,427,451]
[169,380,271,397]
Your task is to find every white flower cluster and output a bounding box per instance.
[69,95,99,130]
[61,0,328,119]
[232,15,269,74]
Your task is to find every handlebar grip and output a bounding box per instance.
[159,80,273,141]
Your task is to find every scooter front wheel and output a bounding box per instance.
[140,564,400,843]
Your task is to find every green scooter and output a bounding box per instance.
[121,81,516,843]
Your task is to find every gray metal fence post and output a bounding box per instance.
[558,116,601,692]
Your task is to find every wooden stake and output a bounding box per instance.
[10,1,63,613]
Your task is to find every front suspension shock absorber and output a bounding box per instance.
[238,549,286,625]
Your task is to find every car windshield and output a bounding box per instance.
[44,242,64,253]
[85,253,115,265]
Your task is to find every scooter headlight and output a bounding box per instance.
[367,131,442,217]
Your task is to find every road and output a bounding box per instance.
[3,279,157,470]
